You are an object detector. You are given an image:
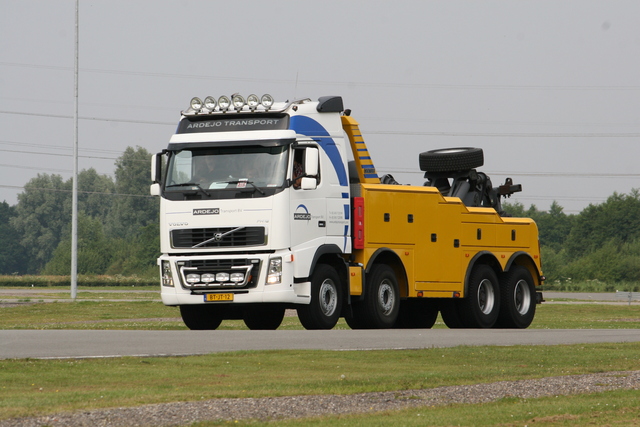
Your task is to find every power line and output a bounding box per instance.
[366,130,640,138]
[3,109,638,137]
[0,139,125,155]
[0,163,72,173]
[0,110,174,126]
[2,61,640,91]
[378,168,640,179]
[0,184,153,198]
[0,148,118,161]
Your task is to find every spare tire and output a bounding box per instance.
[419,147,484,172]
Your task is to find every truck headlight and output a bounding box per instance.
[161,261,174,287]
[266,257,282,285]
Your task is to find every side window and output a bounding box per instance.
[292,149,305,189]
[292,147,320,189]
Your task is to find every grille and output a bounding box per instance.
[171,227,265,248]
[178,258,261,290]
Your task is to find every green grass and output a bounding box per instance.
[1,343,639,421]
[201,389,640,426]
[1,296,639,330]
[2,291,640,425]
[0,275,157,287]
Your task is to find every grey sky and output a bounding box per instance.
[1,0,638,213]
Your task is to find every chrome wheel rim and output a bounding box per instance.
[477,279,495,315]
[378,280,395,315]
[319,279,337,317]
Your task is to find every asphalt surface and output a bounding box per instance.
[1,328,640,360]
[1,290,639,359]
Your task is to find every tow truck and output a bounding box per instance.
[151,94,543,330]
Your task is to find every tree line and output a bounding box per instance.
[503,190,640,284]
[0,147,159,277]
[1,148,639,285]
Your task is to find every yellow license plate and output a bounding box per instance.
[204,293,234,302]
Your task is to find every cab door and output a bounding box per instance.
[289,145,327,253]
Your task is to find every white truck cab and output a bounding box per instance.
[152,95,353,329]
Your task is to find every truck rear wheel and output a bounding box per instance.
[439,299,465,329]
[179,304,227,330]
[394,299,438,329]
[495,266,536,328]
[297,264,343,330]
[459,265,500,328]
[243,305,285,330]
[348,264,400,329]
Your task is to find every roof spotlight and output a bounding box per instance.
[261,94,274,109]
[247,94,260,110]
[218,95,231,111]
[190,97,203,111]
[232,94,246,110]
[203,96,217,110]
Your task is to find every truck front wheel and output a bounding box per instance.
[297,264,343,330]
[459,265,500,328]
[243,305,286,330]
[495,266,536,328]
[179,304,227,330]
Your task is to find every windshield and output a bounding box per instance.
[164,145,288,199]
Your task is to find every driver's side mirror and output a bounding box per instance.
[150,183,160,196]
[304,147,319,177]
[151,153,162,184]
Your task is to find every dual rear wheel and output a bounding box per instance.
[440,264,536,329]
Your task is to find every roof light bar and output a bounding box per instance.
[185,93,275,114]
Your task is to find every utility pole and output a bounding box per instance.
[71,0,79,300]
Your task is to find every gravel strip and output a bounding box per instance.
[2,370,639,427]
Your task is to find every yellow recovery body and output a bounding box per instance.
[341,115,543,329]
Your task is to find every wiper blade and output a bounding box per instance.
[166,182,211,198]
[223,180,266,195]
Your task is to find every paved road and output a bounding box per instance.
[1,328,640,360]
[1,290,639,359]
[1,289,636,302]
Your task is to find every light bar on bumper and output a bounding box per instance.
[178,263,255,289]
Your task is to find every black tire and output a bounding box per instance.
[297,265,343,330]
[349,265,400,329]
[419,147,484,172]
[438,299,466,329]
[344,301,368,329]
[459,265,500,328]
[179,304,227,330]
[394,299,438,329]
[495,266,536,328]
[243,305,285,330]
